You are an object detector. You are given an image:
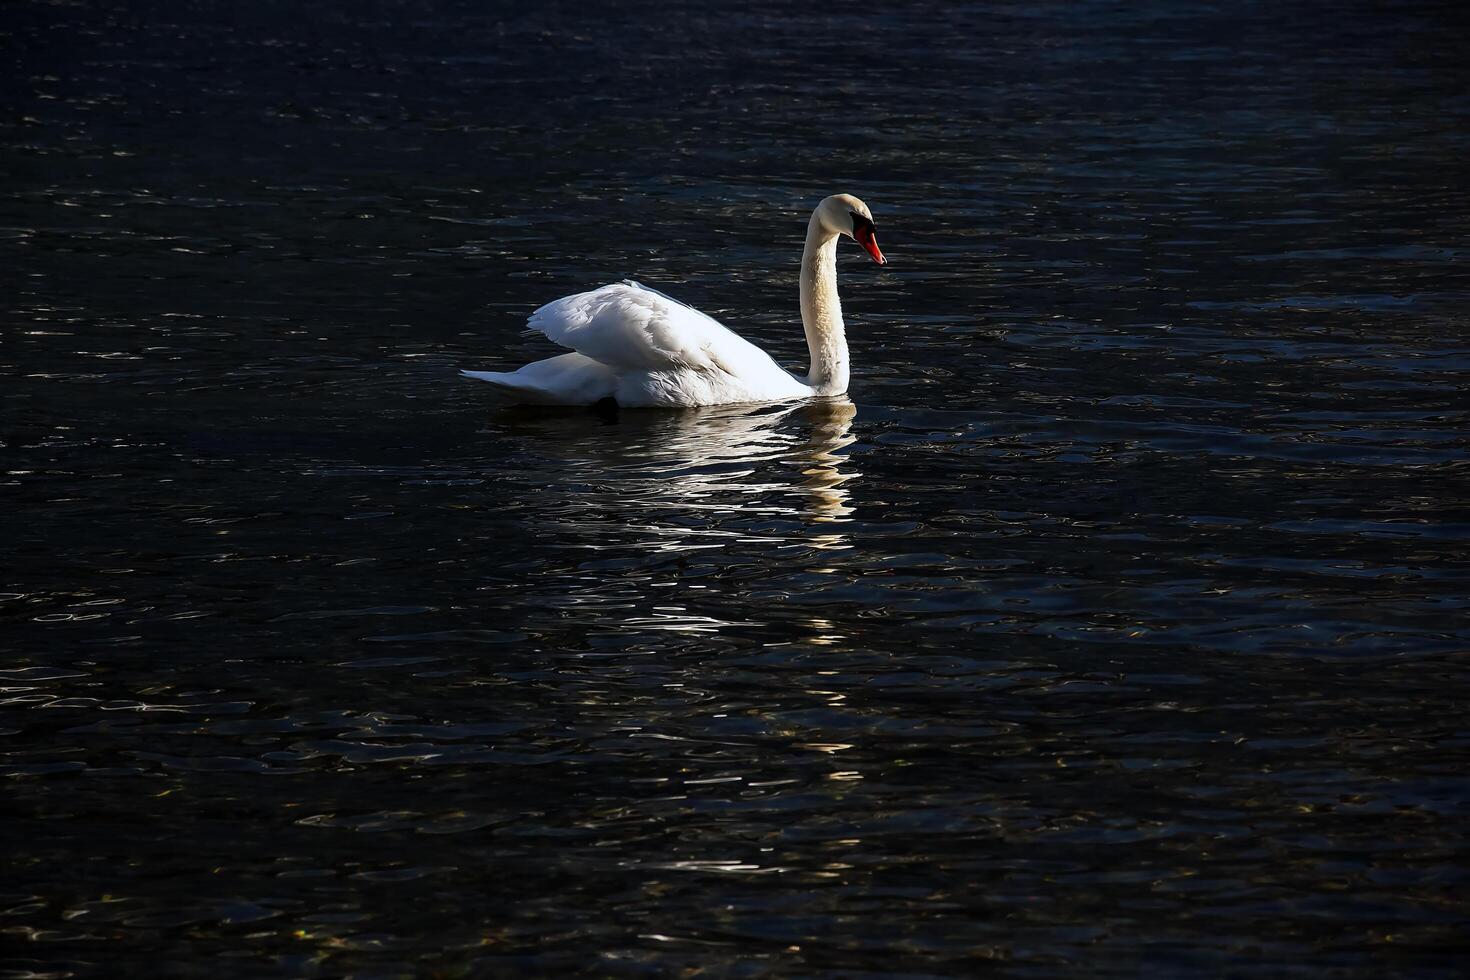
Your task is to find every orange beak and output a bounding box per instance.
[854,223,886,264]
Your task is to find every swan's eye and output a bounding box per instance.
[849,211,876,236]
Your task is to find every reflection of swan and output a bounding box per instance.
[461,195,886,407]
[792,399,857,524]
[499,400,859,636]
[500,397,859,530]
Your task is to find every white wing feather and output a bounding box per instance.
[527,280,780,377]
[462,280,811,407]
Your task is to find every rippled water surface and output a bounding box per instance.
[5,1,1470,976]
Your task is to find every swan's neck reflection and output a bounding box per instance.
[791,399,857,525]
[498,398,860,637]
[507,396,859,540]
[641,397,858,533]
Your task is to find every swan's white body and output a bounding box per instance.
[463,280,813,406]
[461,194,884,408]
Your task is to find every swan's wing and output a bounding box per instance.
[527,280,776,375]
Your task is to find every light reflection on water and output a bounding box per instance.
[494,399,859,639]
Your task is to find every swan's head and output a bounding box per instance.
[815,194,886,265]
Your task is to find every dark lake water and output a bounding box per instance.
[5,1,1469,976]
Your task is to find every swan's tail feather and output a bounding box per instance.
[459,369,529,395]
[459,369,517,387]
[459,369,573,405]
[460,354,617,406]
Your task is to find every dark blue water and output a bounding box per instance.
[4,1,1469,976]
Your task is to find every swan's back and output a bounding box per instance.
[529,281,772,375]
[463,281,808,407]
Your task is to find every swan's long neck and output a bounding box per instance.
[799,215,848,396]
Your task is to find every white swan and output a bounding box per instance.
[461,194,885,407]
